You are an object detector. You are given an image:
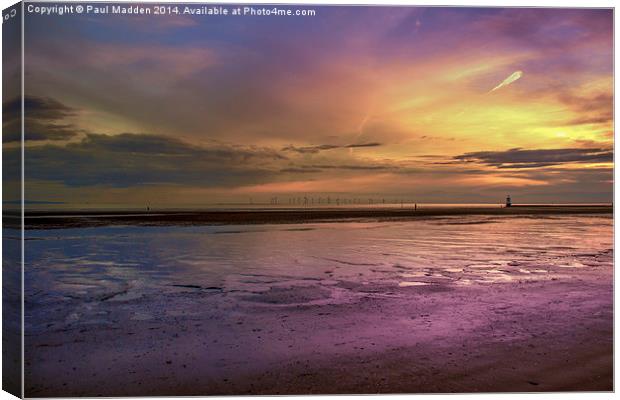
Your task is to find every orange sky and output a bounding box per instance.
[6,6,613,208]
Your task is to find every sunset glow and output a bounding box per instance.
[7,6,613,207]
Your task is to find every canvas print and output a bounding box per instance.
[1,2,614,397]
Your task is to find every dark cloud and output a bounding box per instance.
[308,164,392,171]
[282,142,382,154]
[454,147,613,168]
[12,131,396,188]
[26,96,76,120]
[557,92,613,126]
[2,95,81,142]
[16,133,287,187]
[345,142,382,148]
[279,168,323,174]
[77,133,287,161]
[4,123,83,143]
[282,144,341,154]
[11,131,612,204]
[3,95,76,121]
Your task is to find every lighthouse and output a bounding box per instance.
[506,195,512,207]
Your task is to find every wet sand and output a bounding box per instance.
[21,205,613,229]
[26,271,612,396]
[23,214,613,396]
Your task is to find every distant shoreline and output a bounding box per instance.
[7,205,613,230]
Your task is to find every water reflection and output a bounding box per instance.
[25,215,612,332]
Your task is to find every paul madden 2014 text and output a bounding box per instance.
[26,4,317,17]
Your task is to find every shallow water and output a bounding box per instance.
[24,214,612,334]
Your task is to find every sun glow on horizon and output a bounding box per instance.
[10,6,612,207]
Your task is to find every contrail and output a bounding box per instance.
[489,70,523,93]
[351,112,373,155]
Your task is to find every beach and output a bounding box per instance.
[21,204,613,229]
[22,210,613,395]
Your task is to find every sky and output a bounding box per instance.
[4,5,614,207]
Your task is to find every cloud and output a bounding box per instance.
[280,168,323,174]
[345,142,382,148]
[557,92,613,126]
[15,133,287,187]
[282,144,340,154]
[11,130,395,189]
[4,95,76,120]
[476,8,612,54]
[282,142,382,154]
[2,95,82,142]
[12,131,612,205]
[489,70,522,92]
[454,147,613,168]
[308,164,393,171]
